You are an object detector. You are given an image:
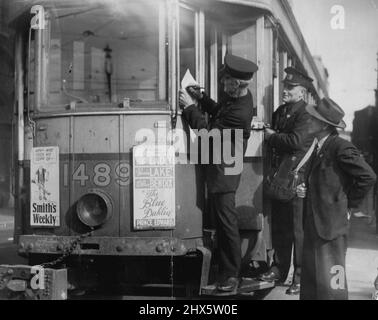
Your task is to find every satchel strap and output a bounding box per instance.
[293,138,318,174]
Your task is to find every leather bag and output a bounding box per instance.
[264,139,316,202]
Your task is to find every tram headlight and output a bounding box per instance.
[76,192,111,228]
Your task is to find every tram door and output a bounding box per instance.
[203,15,272,266]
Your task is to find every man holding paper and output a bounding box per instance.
[179,54,258,293]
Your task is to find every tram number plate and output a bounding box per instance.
[62,162,131,188]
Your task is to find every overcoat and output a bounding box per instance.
[307,133,377,240]
[265,99,315,284]
[182,91,254,194]
[268,100,315,169]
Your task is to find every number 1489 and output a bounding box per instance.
[62,162,131,187]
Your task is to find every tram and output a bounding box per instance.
[1,0,328,299]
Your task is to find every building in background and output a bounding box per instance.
[352,53,378,170]
[313,55,330,94]
[351,53,378,229]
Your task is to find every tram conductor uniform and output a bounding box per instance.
[260,67,315,295]
[179,54,258,293]
[297,98,376,299]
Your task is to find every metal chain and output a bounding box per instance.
[39,230,94,268]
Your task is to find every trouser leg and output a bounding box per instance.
[271,200,293,281]
[315,235,348,300]
[212,192,241,279]
[300,207,348,300]
[300,208,317,300]
[292,197,304,284]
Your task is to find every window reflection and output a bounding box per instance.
[226,25,257,115]
[46,0,167,108]
[179,7,196,82]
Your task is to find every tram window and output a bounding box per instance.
[179,7,196,82]
[205,21,222,101]
[225,25,257,115]
[44,0,167,109]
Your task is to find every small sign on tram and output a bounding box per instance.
[30,146,60,227]
[133,145,175,230]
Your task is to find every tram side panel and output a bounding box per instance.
[23,113,205,245]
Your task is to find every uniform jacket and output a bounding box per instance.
[268,100,315,170]
[307,133,376,240]
[182,91,254,193]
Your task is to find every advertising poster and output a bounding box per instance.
[133,145,175,230]
[30,146,60,227]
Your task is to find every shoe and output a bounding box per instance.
[286,283,301,295]
[258,269,281,282]
[217,277,239,292]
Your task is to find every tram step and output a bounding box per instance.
[201,277,274,296]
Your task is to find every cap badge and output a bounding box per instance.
[287,74,293,80]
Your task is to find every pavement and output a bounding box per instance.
[0,208,14,247]
[346,215,378,300]
[262,215,378,300]
[0,208,27,265]
[0,207,14,233]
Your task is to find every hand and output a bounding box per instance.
[264,127,276,140]
[179,89,197,110]
[296,183,307,199]
[187,86,203,100]
[347,209,352,221]
[347,208,360,220]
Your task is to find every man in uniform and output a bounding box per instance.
[297,98,376,299]
[259,67,315,295]
[179,54,258,293]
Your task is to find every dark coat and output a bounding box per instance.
[268,100,315,169]
[182,91,254,193]
[307,134,377,240]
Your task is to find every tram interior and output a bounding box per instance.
[38,1,167,108]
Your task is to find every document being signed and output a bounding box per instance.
[181,69,199,90]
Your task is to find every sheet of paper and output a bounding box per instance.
[180,69,199,144]
[181,69,199,89]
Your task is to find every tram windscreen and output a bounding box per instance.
[45,0,167,108]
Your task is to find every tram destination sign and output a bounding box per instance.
[30,146,60,227]
[133,145,175,230]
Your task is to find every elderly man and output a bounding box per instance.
[297,98,376,299]
[260,67,315,295]
[179,54,258,293]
